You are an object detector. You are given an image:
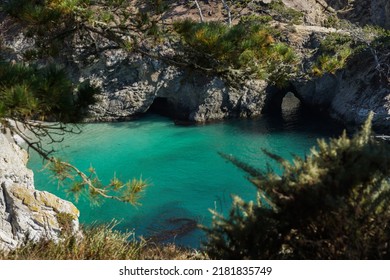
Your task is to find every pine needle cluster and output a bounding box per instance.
[0,60,98,122]
[1,0,164,60]
[174,19,297,87]
[205,114,390,259]
[311,33,357,77]
[49,158,148,206]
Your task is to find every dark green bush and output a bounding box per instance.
[311,33,357,76]
[205,114,390,259]
[0,60,98,122]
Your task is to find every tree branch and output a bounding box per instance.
[194,0,205,23]
[221,0,232,27]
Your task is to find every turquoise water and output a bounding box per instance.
[27,102,344,248]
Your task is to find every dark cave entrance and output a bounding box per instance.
[147,97,190,122]
[148,97,172,116]
[262,84,303,115]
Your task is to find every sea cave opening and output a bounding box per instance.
[146,97,191,123]
[147,97,173,117]
[262,83,303,116]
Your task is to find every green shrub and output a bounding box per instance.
[0,60,98,122]
[0,223,206,260]
[311,33,356,76]
[205,114,390,259]
[3,0,172,59]
[174,20,297,87]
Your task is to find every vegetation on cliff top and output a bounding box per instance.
[174,18,297,87]
[311,26,390,77]
[3,0,387,83]
[1,0,302,86]
[311,33,356,76]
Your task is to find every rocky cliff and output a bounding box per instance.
[0,133,80,251]
[323,0,390,29]
[77,49,267,122]
[0,1,389,131]
[294,48,390,132]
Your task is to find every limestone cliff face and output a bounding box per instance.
[0,133,80,251]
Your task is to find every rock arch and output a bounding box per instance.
[262,83,302,114]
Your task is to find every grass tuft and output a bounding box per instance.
[0,222,206,260]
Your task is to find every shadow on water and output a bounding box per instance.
[229,93,345,139]
[115,202,203,247]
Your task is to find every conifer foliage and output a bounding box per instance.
[205,114,390,259]
[0,1,150,205]
[174,19,297,87]
[0,60,148,205]
[0,60,97,122]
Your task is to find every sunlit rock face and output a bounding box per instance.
[0,133,80,251]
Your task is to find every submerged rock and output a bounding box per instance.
[0,133,80,251]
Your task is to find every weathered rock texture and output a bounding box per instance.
[73,48,267,122]
[324,0,390,29]
[0,133,80,251]
[294,49,390,132]
[282,0,390,29]
[0,2,389,129]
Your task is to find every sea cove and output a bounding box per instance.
[27,101,344,248]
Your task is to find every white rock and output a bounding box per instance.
[0,133,80,252]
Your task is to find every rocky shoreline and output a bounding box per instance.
[1,1,389,132]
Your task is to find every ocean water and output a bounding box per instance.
[27,97,344,248]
